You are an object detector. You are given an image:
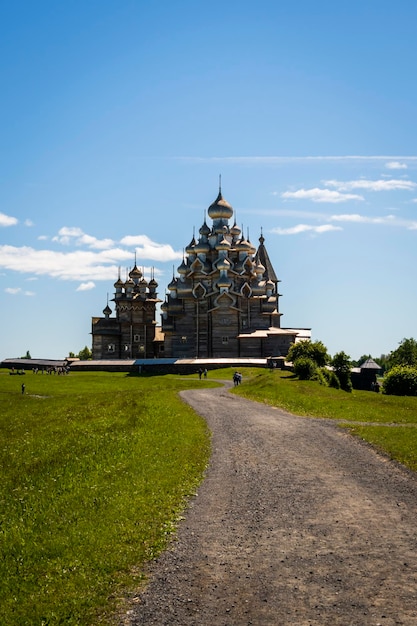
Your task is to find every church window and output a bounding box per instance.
[134,334,142,343]
[222,336,229,344]
[107,344,115,352]
[181,336,187,344]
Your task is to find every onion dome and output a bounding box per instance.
[129,264,142,281]
[186,236,197,255]
[194,239,210,254]
[236,236,252,251]
[208,190,233,220]
[199,220,211,237]
[216,236,231,251]
[114,277,124,289]
[103,304,112,318]
[168,277,178,292]
[247,239,256,255]
[230,222,241,238]
[148,277,158,288]
[177,259,188,275]
[255,261,266,275]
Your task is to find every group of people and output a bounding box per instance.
[197,368,208,379]
[233,371,242,386]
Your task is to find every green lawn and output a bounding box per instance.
[2,366,417,624]
[0,371,216,625]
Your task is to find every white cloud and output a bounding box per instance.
[385,161,408,170]
[5,287,35,296]
[53,227,114,250]
[0,212,18,227]
[325,178,417,192]
[329,213,396,224]
[76,281,96,291]
[271,224,342,235]
[0,237,173,282]
[24,219,34,227]
[281,188,363,203]
[120,234,183,261]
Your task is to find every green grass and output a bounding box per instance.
[0,371,217,625]
[3,366,417,624]
[229,367,417,472]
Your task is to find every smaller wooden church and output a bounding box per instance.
[91,187,310,360]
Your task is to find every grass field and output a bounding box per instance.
[2,366,417,625]
[0,370,216,625]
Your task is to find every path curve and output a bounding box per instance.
[124,383,417,626]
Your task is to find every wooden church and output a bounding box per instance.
[91,186,310,360]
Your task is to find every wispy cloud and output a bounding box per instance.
[5,287,35,296]
[281,188,363,203]
[325,179,417,192]
[0,212,18,227]
[329,213,396,224]
[385,161,408,170]
[271,224,342,235]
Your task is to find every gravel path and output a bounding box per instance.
[123,382,417,625]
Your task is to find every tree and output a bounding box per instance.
[293,357,317,380]
[383,365,417,396]
[332,351,352,392]
[387,338,417,370]
[287,340,329,367]
[77,346,92,360]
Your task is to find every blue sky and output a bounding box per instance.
[2,0,417,361]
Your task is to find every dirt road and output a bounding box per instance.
[125,382,417,625]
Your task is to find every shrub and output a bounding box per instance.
[293,357,317,380]
[287,340,329,367]
[382,365,417,396]
[318,367,341,389]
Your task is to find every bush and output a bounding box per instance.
[293,357,317,380]
[383,365,417,396]
[318,367,341,389]
[287,340,329,367]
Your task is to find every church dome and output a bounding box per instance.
[186,236,196,255]
[208,191,233,220]
[129,264,142,280]
[194,239,210,254]
[199,220,211,237]
[216,236,231,251]
[177,259,188,275]
[230,222,241,238]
